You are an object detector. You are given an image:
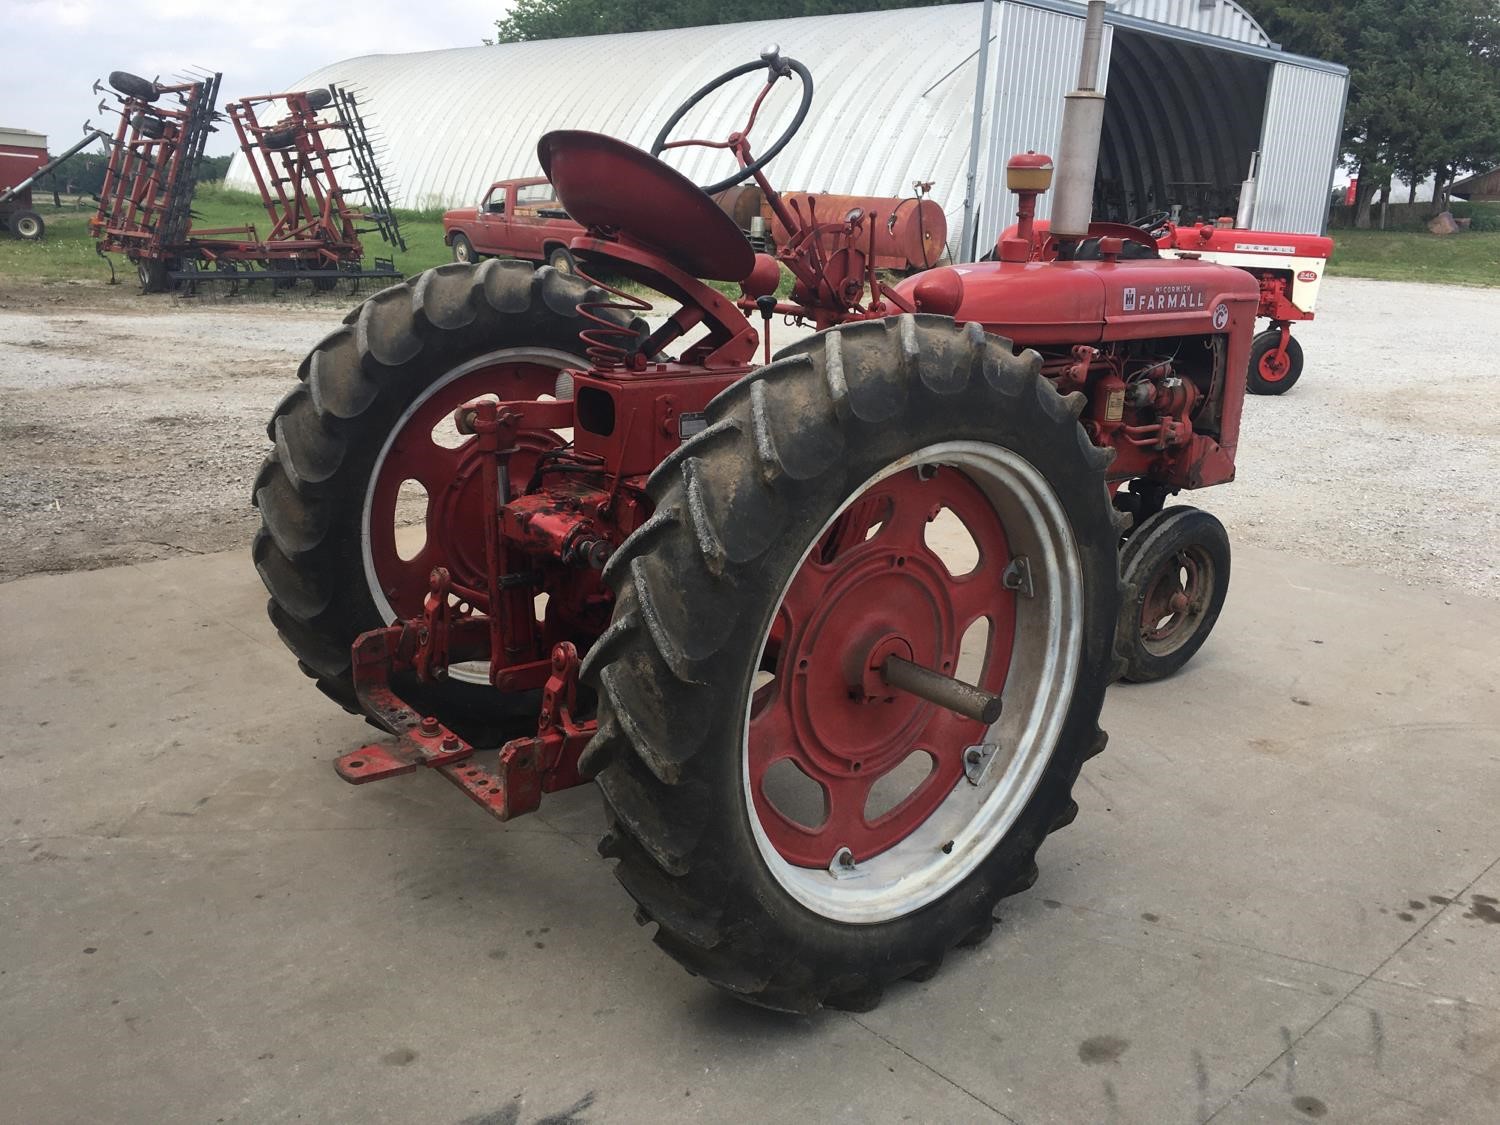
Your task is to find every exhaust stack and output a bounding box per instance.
[1050,0,1108,238]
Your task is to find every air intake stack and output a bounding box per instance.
[1050,0,1107,238]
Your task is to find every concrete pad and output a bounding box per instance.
[2,543,1497,1123]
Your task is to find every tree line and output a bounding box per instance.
[490,0,1500,230]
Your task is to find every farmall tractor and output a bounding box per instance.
[255,4,1250,1012]
[1005,206,1334,395]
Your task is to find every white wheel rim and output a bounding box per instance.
[741,441,1083,924]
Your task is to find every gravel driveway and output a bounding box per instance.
[1,275,1496,596]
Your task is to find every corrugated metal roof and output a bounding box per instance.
[226,0,1307,229]
[231,7,996,217]
[1115,0,1271,46]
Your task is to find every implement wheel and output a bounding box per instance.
[10,210,44,241]
[109,71,158,101]
[1247,329,1303,395]
[582,315,1121,1012]
[252,261,643,738]
[1117,506,1229,682]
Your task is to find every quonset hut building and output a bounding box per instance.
[230,0,1348,258]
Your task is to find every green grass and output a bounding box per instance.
[17,184,1490,293]
[0,183,451,285]
[1326,228,1500,288]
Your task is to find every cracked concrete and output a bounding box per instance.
[2,540,1496,1123]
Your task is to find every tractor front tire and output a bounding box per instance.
[582,315,1122,1012]
[1247,330,1303,395]
[1117,506,1230,682]
[252,261,639,737]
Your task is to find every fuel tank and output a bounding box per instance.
[893,257,1260,347]
[773,192,947,272]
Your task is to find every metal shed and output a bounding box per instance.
[230,0,1347,255]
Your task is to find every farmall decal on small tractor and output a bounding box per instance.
[255,3,1253,1012]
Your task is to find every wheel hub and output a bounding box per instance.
[741,442,1086,925]
[748,466,1017,869]
[363,353,569,624]
[1140,548,1209,651]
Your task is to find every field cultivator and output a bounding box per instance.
[89,70,402,293]
[257,4,1252,1012]
[89,69,222,291]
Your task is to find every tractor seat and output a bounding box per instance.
[538,130,755,283]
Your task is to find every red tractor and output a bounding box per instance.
[1002,214,1333,396]
[256,13,1249,1012]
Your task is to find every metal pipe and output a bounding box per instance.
[1050,0,1109,238]
[1076,0,1106,90]
[957,0,995,263]
[881,655,1003,725]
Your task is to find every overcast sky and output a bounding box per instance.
[0,0,509,155]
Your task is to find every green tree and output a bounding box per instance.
[1245,0,1500,225]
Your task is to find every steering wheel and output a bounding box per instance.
[1130,210,1173,238]
[651,46,814,196]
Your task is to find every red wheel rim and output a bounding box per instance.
[1258,347,1290,382]
[1139,545,1213,655]
[365,359,562,621]
[747,466,1017,868]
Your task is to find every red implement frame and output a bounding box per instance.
[90,71,222,276]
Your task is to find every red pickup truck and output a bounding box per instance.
[442,177,582,273]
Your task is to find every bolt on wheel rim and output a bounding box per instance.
[361,347,577,683]
[1139,545,1213,656]
[742,442,1083,924]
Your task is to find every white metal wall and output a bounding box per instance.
[974,3,1114,256]
[1253,62,1349,234]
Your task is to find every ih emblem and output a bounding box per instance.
[1212,303,1230,331]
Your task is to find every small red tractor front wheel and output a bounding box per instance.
[1247,328,1304,395]
[252,261,643,738]
[1117,506,1230,682]
[582,315,1121,1012]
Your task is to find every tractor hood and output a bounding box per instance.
[894,258,1260,346]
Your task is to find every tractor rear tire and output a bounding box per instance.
[1247,330,1303,395]
[109,71,158,101]
[1117,506,1229,682]
[10,210,44,241]
[582,315,1121,1012]
[252,261,643,739]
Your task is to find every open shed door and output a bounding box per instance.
[1253,63,1348,234]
